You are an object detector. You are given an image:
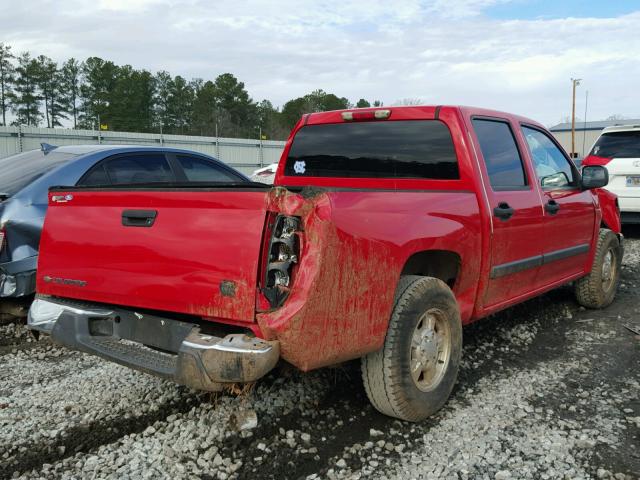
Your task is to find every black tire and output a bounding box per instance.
[575,229,622,309]
[361,276,462,422]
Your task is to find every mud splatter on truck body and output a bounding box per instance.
[257,186,481,370]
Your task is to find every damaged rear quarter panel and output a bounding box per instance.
[257,187,481,371]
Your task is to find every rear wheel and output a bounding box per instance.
[361,276,462,422]
[575,229,622,309]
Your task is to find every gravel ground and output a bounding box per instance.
[1,229,639,480]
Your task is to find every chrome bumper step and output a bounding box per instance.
[28,297,279,391]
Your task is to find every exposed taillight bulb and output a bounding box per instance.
[275,243,297,263]
[273,271,290,287]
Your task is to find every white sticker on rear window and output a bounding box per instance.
[293,160,306,174]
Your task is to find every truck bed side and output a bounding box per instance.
[257,187,482,370]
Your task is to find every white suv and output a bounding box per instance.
[584,124,640,223]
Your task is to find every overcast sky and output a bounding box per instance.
[2,0,640,126]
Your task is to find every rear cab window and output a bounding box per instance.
[284,120,459,180]
[590,130,640,158]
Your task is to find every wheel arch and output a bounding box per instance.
[400,250,462,290]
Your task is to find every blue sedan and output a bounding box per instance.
[0,144,250,300]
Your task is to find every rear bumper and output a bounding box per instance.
[0,256,37,297]
[27,297,279,390]
[618,195,640,212]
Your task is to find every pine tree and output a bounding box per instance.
[0,43,15,126]
[211,73,257,137]
[10,52,42,126]
[61,58,82,128]
[167,76,194,134]
[191,79,216,136]
[256,99,288,140]
[36,55,69,128]
[0,43,360,138]
[109,65,155,132]
[79,57,118,129]
[154,70,172,131]
[281,90,350,129]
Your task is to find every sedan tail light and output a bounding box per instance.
[582,155,612,166]
[0,227,5,253]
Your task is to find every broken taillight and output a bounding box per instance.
[262,215,300,308]
[0,227,5,253]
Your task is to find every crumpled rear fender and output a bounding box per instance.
[256,186,480,371]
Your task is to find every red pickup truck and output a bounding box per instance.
[28,106,622,421]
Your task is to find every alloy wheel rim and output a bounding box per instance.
[410,308,451,392]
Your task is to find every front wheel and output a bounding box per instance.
[575,229,622,309]
[361,276,462,422]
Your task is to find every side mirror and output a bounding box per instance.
[541,171,569,188]
[581,165,609,189]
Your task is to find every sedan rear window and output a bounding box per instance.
[590,131,640,158]
[0,150,77,197]
[176,155,244,182]
[284,120,459,179]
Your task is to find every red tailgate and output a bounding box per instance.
[37,188,269,322]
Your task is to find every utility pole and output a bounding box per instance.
[571,78,582,158]
[582,90,589,157]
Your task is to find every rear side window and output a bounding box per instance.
[284,120,459,179]
[105,154,174,185]
[176,155,243,182]
[590,130,640,158]
[473,119,527,189]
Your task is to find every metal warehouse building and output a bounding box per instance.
[550,118,640,158]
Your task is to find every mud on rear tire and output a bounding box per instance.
[575,229,622,309]
[361,276,462,422]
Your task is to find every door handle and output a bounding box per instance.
[545,200,560,215]
[122,209,157,227]
[493,202,514,221]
